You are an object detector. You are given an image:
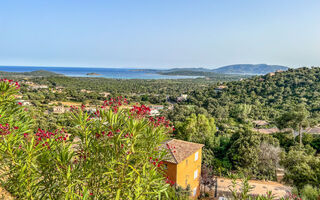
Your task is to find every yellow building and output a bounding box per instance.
[162,139,204,199]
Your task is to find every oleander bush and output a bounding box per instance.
[0,79,175,199]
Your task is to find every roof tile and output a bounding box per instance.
[161,139,204,164]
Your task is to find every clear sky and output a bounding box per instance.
[0,0,319,68]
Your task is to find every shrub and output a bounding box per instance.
[0,80,176,199]
[299,185,320,200]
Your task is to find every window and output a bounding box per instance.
[194,169,198,179]
[195,151,198,161]
[193,187,197,196]
[163,164,168,170]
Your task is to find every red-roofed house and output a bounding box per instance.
[161,139,204,199]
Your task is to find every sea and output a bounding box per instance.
[0,66,201,79]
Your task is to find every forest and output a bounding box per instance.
[167,67,320,196]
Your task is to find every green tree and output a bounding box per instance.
[175,113,217,167]
[276,104,309,148]
[280,149,320,189]
[257,142,281,180]
[227,128,261,175]
[175,113,216,144]
[230,104,252,123]
[299,184,320,200]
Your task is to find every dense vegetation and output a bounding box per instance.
[168,67,320,194]
[1,66,320,199]
[18,76,218,106]
[0,80,180,199]
[187,67,320,123]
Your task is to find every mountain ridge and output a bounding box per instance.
[157,64,289,76]
[211,64,289,75]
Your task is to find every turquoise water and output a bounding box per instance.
[0,66,201,79]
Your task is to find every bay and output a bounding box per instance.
[0,66,201,79]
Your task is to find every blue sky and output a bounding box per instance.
[0,0,319,68]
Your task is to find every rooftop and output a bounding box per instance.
[252,128,280,134]
[161,139,204,164]
[252,120,269,126]
[252,128,292,134]
[216,85,228,89]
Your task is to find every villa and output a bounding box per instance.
[177,94,188,102]
[161,139,204,199]
[53,106,67,114]
[149,105,164,110]
[30,85,48,90]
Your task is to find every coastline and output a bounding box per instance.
[0,66,202,80]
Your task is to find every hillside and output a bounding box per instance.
[0,70,63,77]
[212,64,289,75]
[188,67,320,122]
[157,70,249,81]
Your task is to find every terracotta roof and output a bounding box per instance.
[252,128,280,134]
[252,128,292,134]
[161,139,204,164]
[216,85,228,90]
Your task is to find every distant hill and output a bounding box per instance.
[155,64,288,77]
[0,70,63,77]
[158,70,250,81]
[212,64,289,75]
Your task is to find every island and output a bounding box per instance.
[86,73,102,76]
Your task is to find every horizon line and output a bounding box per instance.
[0,63,293,70]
